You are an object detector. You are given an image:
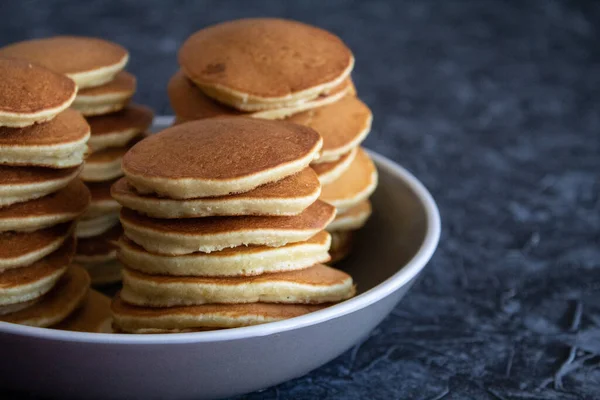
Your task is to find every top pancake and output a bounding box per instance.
[178,18,354,110]
[0,36,129,89]
[122,118,323,199]
[0,58,77,127]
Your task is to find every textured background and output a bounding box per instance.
[2,0,599,398]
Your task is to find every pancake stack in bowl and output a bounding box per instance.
[0,36,154,284]
[0,58,91,327]
[169,18,377,262]
[110,118,356,333]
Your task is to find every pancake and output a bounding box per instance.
[0,109,90,168]
[81,136,142,182]
[320,148,378,213]
[55,289,112,333]
[121,200,335,255]
[0,165,81,207]
[311,147,357,185]
[0,298,39,316]
[0,179,90,232]
[329,230,354,264]
[83,179,121,219]
[87,104,154,152]
[0,222,74,272]
[327,200,372,232]
[122,118,322,199]
[288,96,372,163]
[111,168,320,218]
[72,71,136,116]
[169,70,354,121]
[0,36,129,89]
[83,260,123,286]
[75,224,122,264]
[0,237,74,306]
[0,265,90,327]
[76,212,120,238]
[118,231,330,277]
[112,294,328,333]
[0,58,77,127]
[178,18,354,111]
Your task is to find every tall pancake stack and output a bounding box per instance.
[110,118,356,333]
[169,18,377,263]
[0,36,154,285]
[0,58,91,327]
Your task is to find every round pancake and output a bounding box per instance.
[169,70,354,121]
[54,289,112,333]
[0,179,90,232]
[83,260,122,286]
[0,36,129,89]
[118,231,330,277]
[178,18,354,111]
[0,222,74,272]
[81,136,141,182]
[311,147,357,185]
[0,58,77,127]
[111,168,320,218]
[76,212,120,238]
[72,71,136,116]
[122,118,322,199]
[288,96,372,163]
[83,179,121,219]
[320,148,378,213]
[0,264,90,327]
[87,104,154,152]
[0,109,90,168]
[0,237,74,306]
[0,165,81,207]
[75,224,122,264]
[0,298,39,316]
[112,294,328,333]
[327,200,372,232]
[121,263,354,307]
[329,230,354,264]
[121,200,336,255]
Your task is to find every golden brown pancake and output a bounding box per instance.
[75,223,122,264]
[0,58,77,127]
[86,104,153,151]
[311,147,357,185]
[73,71,136,116]
[329,230,354,264]
[83,179,121,219]
[178,18,354,111]
[0,179,90,232]
[81,136,143,182]
[122,118,322,199]
[0,36,129,89]
[112,293,328,333]
[120,200,336,254]
[327,200,372,232]
[111,168,320,218]
[288,96,372,163]
[0,264,90,327]
[55,289,112,333]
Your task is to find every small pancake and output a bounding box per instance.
[0,36,129,89]
[112,294,328,333]
[121,200,335,255]
[178,18,354,111]
[311,147,357,185]
[0,298,39,316]
[72,71,136,116]
[83,260,123,286]
[327,200,372,232]
[0,237,74,306]
[118,231,330,277]
[87,104,154,152]
[83,179,121,219]
[329,230,354,264]
[0,264,90,327]
[0,108,90,168]
[81,136,142,182]
[0,222,74,272]
[55,289,112,333]
[0,58,77,127]
[75,223,122,264]
[288,96,372,163]
[320,148,378,213]
[111,168,320,218]
[0,179,90,232]
[169,70,354,121]
[123,118,322,199]
[0,165,82,207]
[76,212,120,238]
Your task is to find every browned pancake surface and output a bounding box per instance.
[87,104,153,136]
[0,223,72,260]
[0,109,89,145]
[0,165,80,185]
[78,71,136,96]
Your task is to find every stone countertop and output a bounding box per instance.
[2,0,599,398]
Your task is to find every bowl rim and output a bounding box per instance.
[0,150,441,345]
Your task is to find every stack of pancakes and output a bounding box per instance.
[0,58,92,327]
[110,118,356,333]
[0,37,154,284]
[169,18,377,262]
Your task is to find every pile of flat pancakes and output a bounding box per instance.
[0,36,154,285]
[169,18,378,262]
[110,118,356,333]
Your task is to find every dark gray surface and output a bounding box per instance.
[2,0,599,398]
